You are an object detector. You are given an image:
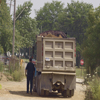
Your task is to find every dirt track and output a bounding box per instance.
[0,78,85,100]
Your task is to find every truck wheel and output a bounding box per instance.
[62,90,67,97]
[37,76,41,96]
[70,89,74,96]
[67,89,71,97]
[37,84,40,95]
[44,90,49,96]
[33,86,37,92]
[37,80,44,96]
[40,89,45,96]
[62,89,74,97]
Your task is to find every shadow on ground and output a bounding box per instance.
[9,91,71,98]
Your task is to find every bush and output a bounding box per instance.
[4,72,13,81]
[0,62,4,72]
[85,73,100,100]
[89,78,100,100]
[9,56,20,74]
[12,68,24,81]
[97,67,100,77]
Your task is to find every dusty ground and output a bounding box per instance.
[0,78,86,100]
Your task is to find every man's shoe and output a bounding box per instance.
[30,92,32,95]
[26,92,29,94]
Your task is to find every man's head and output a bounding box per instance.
[29,58,32,62]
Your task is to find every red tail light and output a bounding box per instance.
[42,44,43,56]
[74,48,76,52]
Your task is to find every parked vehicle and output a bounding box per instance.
[33,31,76,97]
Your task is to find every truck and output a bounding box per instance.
[33,31,76,97]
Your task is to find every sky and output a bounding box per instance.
[6,0,100,18]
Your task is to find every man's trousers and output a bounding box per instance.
[27,76,33,93]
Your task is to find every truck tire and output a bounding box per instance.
[37,83,40,95]
[33,86,37,92]
[37,77,45,96]
[70,89,74,96]
[62,90,68,97]
[62,89,74,97]
[62,90,67,97]
[41,89,45,96]
[44,90,49,96]
[37,76,41,96]
[67,89,71,97]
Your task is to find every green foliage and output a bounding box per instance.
[8,57,20,74]
[76,43,81,53]
[85,75,100,100]
[0,45,3,54]
[35,0,93,67]
[57,0,93,43]
[35,1,64,32]
[97,67,100,77]
[0,62,4,72]
[16,1,33,21]
[15,1,39,51]
[57,1,93,67]
[0,1,12,54]
[7,57,24,81]
[82,6,100,74]
[90,78,100,100]
[22,59,29,63]
[0,57,24,81]
[76,67,86,78]
[12,67,24,81]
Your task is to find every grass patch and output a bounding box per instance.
[85,76,100,100]
[76,67,86,78]
[0,57,25,82]
[22,59,29,63]
[12,67,24,81]
[4,72,13,81]
[0,62,4,72]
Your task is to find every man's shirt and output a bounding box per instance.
[26,62,35,77]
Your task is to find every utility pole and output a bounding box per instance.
[12,0,16,57]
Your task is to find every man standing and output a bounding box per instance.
[25,58,35,94]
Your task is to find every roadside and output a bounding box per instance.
[0,78,86,100]
[0,62,86,100]
[76,78,84,84]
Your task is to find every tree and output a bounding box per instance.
[35,1,64,32]
[56,0,93,67]
[15,1,39,56]
[0,45,3,54]
[0,1,12,55]
[82,6,100,75]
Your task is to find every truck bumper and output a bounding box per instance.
[35,71,76,92]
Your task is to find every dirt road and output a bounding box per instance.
[0,78,85,100]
